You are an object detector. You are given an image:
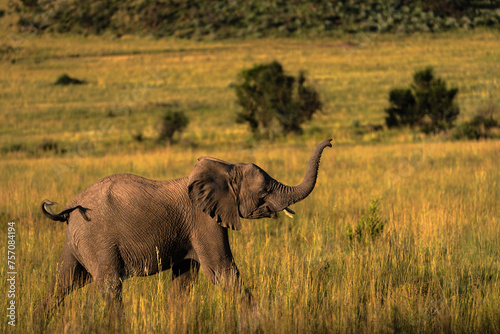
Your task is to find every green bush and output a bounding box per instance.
[453,101,500,140]
[385,67,459,133]
[39,138,59,153]
[346,198,387,244]
[452,121,482,140]
[54,73,85,85]
[20,0,37,8]
[413,67,460,133]
[385,88,420,128]
[234,61,322,140]
[158,111,189,144]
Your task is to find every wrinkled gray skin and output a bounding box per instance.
[35,139,332,325]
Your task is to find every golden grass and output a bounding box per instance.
[1,139,499,333]
[0,30,499,154]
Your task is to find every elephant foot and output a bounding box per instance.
[238,292,262,334]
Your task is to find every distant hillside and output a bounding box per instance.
[10,0,500,38]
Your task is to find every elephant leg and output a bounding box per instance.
[193,228,253,303]
[95,274,122,308]
[199,256,257,329]
[93,252,124,325]
[207,262,261,331]
[198,255,253,305]
[33,244,92,328]
[206,262,240,288]
[170,259,200,298]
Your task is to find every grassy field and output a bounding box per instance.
[0,27,499,333]
[1,29,499,154]
[1,140,499,333]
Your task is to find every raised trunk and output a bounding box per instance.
[270,139,332,210]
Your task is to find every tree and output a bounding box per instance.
[385,88,419,128]
[412,67,459,133]
[234,61,322,139]
[158,111,189,144]
[385,67,460,133]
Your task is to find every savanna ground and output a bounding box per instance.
[0,23,499,333]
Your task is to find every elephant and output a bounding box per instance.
[34,139,332,325]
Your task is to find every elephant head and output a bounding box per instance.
[188,139,332,230]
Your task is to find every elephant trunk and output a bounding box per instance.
[269,139,332,210]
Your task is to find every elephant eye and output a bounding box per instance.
[258,190,270,200]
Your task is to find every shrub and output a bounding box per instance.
[346,198,387,244]
[158,111,189,144]
[452,121,482,140]
[131,132,143,142]
[413,67,460,133]
[1,143,25,154]
[234,61,322,140]
[54,73,85,85]
[453,101,500,140]
[385,67,460,133]
[20,0,37,8]
[39,138,59,152]
[385,88,420,128]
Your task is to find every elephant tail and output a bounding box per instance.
[41,199,91,223]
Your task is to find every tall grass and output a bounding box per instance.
[1,140,499,332]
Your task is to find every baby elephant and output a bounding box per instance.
[35,139,332,324]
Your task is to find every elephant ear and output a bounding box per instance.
[187,157,241,230]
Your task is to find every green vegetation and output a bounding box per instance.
[11,0,500,39]
[453,100,500,139]
[234,61,322,140]
[385,67,460,133]
[346,197,387,244]
[385,88,419,127]
[158,110,190,144]
[54,73,86,85]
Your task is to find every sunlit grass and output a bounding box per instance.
[1,30,499,155]
[1,139,499,332]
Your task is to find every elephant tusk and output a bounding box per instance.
[283,207,295,219]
